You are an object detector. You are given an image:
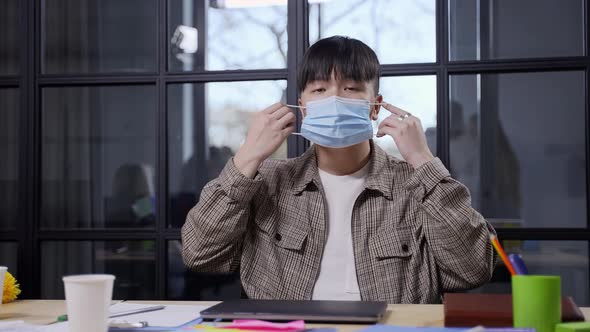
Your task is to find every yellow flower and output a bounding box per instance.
[2,272,21,303]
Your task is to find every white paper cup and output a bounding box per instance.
[0,266,7,307]
[62,274,115,332]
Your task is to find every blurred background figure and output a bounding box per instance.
[106,163,156,228]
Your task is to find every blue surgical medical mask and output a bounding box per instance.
[296,96,376,148]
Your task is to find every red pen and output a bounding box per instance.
[490,234,517,276]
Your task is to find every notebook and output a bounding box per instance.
[200,299,388,323]
[443,293,585,327]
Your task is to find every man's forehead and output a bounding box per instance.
[308,76,369,84]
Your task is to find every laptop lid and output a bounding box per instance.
[200,300,388,323]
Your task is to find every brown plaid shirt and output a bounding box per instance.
[182,141,496,303]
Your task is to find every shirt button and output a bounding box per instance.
[275,233,282,241]
[401,244,409,252]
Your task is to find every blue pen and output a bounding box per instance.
[508,254,529,275]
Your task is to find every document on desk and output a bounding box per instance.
[108,303,210,327]
[38,303,211,331]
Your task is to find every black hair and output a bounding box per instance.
[297,36,381,94]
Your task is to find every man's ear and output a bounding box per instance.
[370,94,383,120]
[298,98,307,117]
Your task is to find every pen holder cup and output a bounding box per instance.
[512,275,561,332]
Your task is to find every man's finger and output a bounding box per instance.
[270,106,293,120]
[378,116,398,129]
[263,102,285,114]
[376,126,398,138]
[276,111,296,129]
[406,116,424,131]
[281,123,296,136]
[378,116,407,130]
[381,102,410,117]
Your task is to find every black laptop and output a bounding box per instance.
[200,300,388,323]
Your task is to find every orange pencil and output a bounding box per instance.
[490,234,517,276]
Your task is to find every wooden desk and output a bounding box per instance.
[1,300,588,332]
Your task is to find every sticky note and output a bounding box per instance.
[221,320,305,332]
[555,322,590,332]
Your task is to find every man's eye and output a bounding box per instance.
[313,88,325,93]
[345,87,358,91]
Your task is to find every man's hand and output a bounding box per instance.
[234,103,295,178]
[376,102,434,169]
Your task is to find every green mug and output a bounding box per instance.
[512,275,561,332]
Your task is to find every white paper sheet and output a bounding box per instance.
[108,303,209,327]
[38,303,210,331]
[108,302,164,315]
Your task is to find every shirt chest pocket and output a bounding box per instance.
[369,226,415,260]
[272,221,309,251]
[254,212,309,252]
[368,226,417,297]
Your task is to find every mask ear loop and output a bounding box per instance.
[369,102,390,137]
[285,104,304,109]
[284,105,305,136]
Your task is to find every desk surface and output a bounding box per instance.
[1,300,588,332]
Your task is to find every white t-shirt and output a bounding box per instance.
[311,163,369,300]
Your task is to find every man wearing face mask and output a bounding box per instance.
[182,36,496,303]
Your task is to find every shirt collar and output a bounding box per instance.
[291,140,395,200]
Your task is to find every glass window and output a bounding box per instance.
[0,88,19,230]
[43,0,157,74]
[309,0,436,64]
[167,240,241,300]
[449,71,586,228]
[41,85,157,229]
[168,80,287,228]
[168,0,287,71]
[41,240,156,299]
[374,75,437,159]
[0,242,18,276]
[0,0,19,75]
[449,0,585,61]
[472,241,589,306]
